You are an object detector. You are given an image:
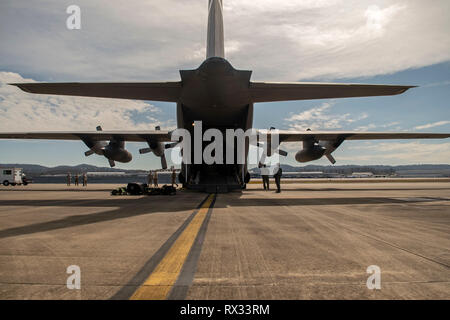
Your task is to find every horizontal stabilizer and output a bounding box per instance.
[10,82,182,102]
[250,82,416,102]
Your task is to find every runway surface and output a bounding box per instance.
[0,181,449,299]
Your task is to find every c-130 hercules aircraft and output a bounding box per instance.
[1,0,449,192]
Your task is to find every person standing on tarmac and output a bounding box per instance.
[74,174,79,186]
[260,163,270,191]
[171,168,178,187]
[147,171,153,187]
[273,164,282,193]
[67,172,71,186]
[82,173,87,187]
[153,171,158,187]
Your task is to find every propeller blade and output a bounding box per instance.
[257,142,287,157]
[108,159,116,167]
[326,154,336,164]
[165,142,178,149]
[85,149,95,156]
[139,148,152,154]
[259,150,267,165]
[161,154,168,170]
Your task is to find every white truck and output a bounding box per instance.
[1,168,28,186]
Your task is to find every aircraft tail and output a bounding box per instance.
[206,0,224,58]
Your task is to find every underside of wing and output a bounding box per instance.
[9,82,182,102]
[276,131,450,142]
[0,131,173,142]
[250,82,416,103]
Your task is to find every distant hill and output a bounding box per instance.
[2,163,450,177]
[251,164,450,177]
[0,163,146,175]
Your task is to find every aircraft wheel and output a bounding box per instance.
[3,181,9,186]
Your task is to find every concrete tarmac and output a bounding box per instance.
[0,181,449,299]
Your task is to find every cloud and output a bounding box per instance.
[422,81,450,88]
[355,121,401,131]
[414,121,450,130]
[0,0,449,81]
[0,72,174,131]
[340,141,450,163]
[285,102,368,130]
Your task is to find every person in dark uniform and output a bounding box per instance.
[171,168,178,187]
[259,163,270,190]
[153,171,158,187]
[147,171,153,187]
[273,164,282,193]
[74,174,79,186]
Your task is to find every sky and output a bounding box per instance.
[0,0,449,169]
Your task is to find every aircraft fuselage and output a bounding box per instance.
[176,58,254,191]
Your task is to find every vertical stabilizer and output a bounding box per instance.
[207,0,224,58]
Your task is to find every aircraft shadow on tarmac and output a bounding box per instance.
[0,193,447,240]
[250,187,450,192]
[0,188,117,192]
[0,196,201,239]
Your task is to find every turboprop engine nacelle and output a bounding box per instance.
[295,145,326,163]
[139,126,169,169]
[83,126,132,167]
[103,140,132,164]
[140,140,164,157]
[295,135,345,164]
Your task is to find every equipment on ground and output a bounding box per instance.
[111,183,177,196]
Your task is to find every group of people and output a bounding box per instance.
[260,163,283,193]
[66,167,280,191]
[147,169,178,188]
[67,173,88,186]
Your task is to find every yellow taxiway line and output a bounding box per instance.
[130,194,215,300]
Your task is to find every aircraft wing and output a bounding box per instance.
[0,131,172,142]
[274,131,450,142]
[250,82,416,102]
[9,82,182,102]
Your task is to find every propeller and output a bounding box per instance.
[257,127,288,159]
[84,125,106,157]
[320,136,345,164]
[83,125,131,167]
[160,154,168,170]
[84,149,95,156]
[139,126,170,169]
[325,154,336,164]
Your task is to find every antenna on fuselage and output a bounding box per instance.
[206,0,225,59]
